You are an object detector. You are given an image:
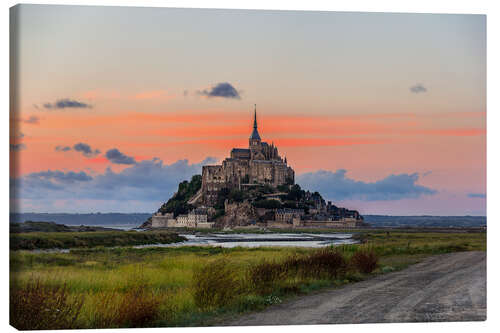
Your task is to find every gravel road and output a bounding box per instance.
[227,251,486,326]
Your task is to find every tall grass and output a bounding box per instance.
[91,283,161,328]
[294,249,347,279]
[248,260,288,295]
[10,279,84,330]
[193,259,242,310]
[351,250,379,274]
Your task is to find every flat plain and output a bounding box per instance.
[9,229,486,329]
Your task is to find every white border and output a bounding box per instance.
[2,1,498,333]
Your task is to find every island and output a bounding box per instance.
[142,107,368,230]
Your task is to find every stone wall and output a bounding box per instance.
[202,165,225,205]
[197,222,216,229]
[222,201,259,228]
[300,219,365,228]
[151,213,174,228]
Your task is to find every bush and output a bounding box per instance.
[10,279,84,330]
[246,249,347,297]
[228,189,246,202]
[158,175,201,215]
[92,284,160,328]
[253,199,282,209]
[193,259,241,310]
[351,250,379,274]
[295,249,347,279]
[248,261,288,295]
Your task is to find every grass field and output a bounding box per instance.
[10,230,185,250]
[9,230,486,329]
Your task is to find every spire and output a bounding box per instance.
[253,104,257,129]
[250,104,261,141]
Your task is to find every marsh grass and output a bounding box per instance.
[9,230,485,329]
[351,250,379,274]
[193,259,242,310]
[248,260,288,295]
[10,279,84,330]
[90,284,160,328]
[10,230,185,250]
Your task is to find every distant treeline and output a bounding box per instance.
[10,213,152,226]
[363,215,486,227]
[10,213,486,228]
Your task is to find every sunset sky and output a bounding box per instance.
[10,5,486,215]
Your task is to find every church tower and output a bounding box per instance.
[249,104,261,147]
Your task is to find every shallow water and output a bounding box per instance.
[25,232,358,253]
[134,232,357,248]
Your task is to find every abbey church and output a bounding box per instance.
[201,107,295,205]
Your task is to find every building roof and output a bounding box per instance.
[231,148,250,153]
[250,128,261,140]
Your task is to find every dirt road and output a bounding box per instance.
[228,251,486,325]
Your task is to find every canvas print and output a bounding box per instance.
[9,4,486,330]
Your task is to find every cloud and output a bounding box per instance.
[43,99,92,109]
[55,143,100,157]
[296,169,436,201]
[410,84,427,94]
[74,143,101,157]
[12,157,217,211]
[23,115,40,124]
[467,193,486,199]
[12,160,435,213]
[10,143,26,151]
[198,82,241,99]
[55,145,72,152]
[15,170,93,193]
[105,148,137,165]
[26,170,93,184]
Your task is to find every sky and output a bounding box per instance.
[9,4,486,215]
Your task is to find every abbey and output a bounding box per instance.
[201,107,295,205]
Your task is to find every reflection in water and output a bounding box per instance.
[135,233,357,249]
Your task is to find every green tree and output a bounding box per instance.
[253,199,282,209]
[157,175,202,216]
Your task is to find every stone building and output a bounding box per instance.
[151,208,213,228]
[187,208,209,225]
[151,212,176,228]
[201,106,295,205]
[176,214,190,227]
[275,208,305,223]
